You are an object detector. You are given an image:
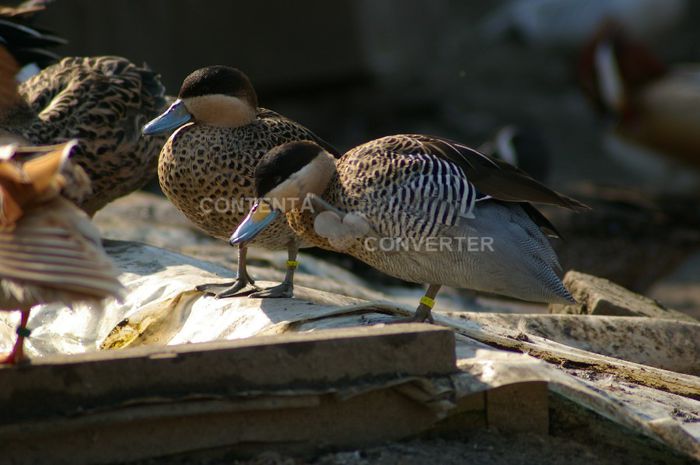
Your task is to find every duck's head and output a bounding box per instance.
[143,65,258,135]
[578,20,666,118]
[229,141,336,244]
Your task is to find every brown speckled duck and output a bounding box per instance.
[143,66,338,298]
[231,136,588,322]
[0,55,167,215]
[0,141,123,364]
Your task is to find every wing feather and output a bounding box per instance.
[0,198,123,306]
[407,134,589,211]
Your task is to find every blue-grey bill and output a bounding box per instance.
[142,99,192,135]
[229,203,280,245]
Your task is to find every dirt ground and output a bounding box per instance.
[237,434,693,465]
[244,435,619,465]
[128,430,693,465]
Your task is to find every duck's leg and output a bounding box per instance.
[196,245,260,298]
[411,284,441,323]
[361,285,441,326]
[249,242,299,299]
[1,308,31,364]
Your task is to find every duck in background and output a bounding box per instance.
[481,0,686,47]
[0,3,168,215]
[231,136,588,323]
[1,56,169,215]
[578,20,700,192]
[143,66,339,299]
[0,141,123,364]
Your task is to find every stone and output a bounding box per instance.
[549,270,697,322]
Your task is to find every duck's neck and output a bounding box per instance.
[186,95,256,128]
[305,151,338,197]
[270,152,337,212]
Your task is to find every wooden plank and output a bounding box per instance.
[0,388,440,465]
[0,324,456,425]
[487,382,549,434]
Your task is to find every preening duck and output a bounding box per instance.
[143,66,338,299]
[0,141,123,364]
[231,135,588,322]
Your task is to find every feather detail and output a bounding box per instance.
[0,143,123,310]
[408,134,590,211]
[1,56,168,215]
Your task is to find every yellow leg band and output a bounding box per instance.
[286,260,300,269]
[419,295,435,309]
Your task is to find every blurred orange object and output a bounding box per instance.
[0,141,123,364]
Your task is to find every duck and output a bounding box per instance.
[0,55,168,215]
[230,135,589,322]
[142,66,339,299]
[0,141,123,364]
[578,21,700,190]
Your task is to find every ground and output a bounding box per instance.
[128,431,692,465]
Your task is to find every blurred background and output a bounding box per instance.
[32,0,699,187]
[25,0,700,316]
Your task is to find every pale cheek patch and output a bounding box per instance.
[265,154,335,212]
[184,95,256,128]
[266,180,302,212]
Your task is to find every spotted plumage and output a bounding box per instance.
[1,56,168,215]
[146,66,337,298]
[237,135,589,321]
[160,108,334,244]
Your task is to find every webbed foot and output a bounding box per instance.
[249,281,294,299]
[196,279,259,298]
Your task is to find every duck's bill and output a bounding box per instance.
[229,202,280,245]
[142,99,192,135]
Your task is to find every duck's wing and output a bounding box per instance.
[18,57,167,214]
[349,134,584,240]
[406,134,589,211]
[22,57,166,133]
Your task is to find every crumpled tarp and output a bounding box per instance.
[2,238,698,460]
